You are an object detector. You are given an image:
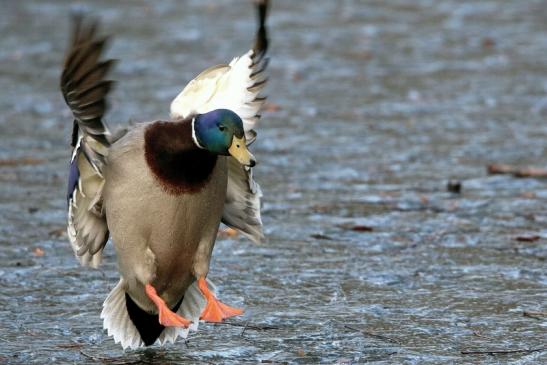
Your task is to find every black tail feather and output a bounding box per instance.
[125,293,184,346]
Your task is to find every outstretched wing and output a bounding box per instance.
[170,1,269,143]
[61,15,115,267]
[170,0,269,243]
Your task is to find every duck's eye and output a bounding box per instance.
[218,125,226,132]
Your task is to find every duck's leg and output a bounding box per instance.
[133,247,190,328]
[193,236,243,322]
[145,284,191,327]
[197,277,243,322]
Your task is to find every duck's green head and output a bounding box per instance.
[193,109,256,167]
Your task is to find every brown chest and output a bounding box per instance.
[144,119,218,195]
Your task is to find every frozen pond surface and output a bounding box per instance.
[0,0,546,363]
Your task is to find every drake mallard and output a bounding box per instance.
[62,1,269,349]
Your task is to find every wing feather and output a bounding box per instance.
[61,16,114,150]
[170,1,269,141]
[61,15,115,268]
[67,137,109,268]
[222,157,264,243]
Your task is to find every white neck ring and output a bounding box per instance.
[191,117,205,149]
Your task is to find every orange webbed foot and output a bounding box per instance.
[145,284,191,328]
[198,277,243,322]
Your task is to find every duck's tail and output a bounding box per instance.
[101,279,212,349]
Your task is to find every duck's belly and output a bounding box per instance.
[103,140,227,310]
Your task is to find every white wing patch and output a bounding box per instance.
[170,50,268,141]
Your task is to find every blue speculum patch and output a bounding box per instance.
[67,153,80,205]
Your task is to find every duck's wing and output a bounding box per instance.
[61,15,115,267]
[170,1,269,243]
[223,157,265,243]
[169,0,269,143]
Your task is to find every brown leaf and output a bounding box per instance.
[57,343,84,349]
[514,235,540,242]
[523,311,547,319]
[0,157,46,167]
[520,191,536,199]
[310,233,332,240]
[263,102,282,112]
[487,163,515,175]
[49,228,67,237]
[352,225,374,232]
[482,37,496,49]
[338,224,374,232]
[33,247,45,256]
[487,163,547,178]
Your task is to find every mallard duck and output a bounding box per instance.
[62,1,269,349]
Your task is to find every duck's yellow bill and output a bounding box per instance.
[228,136,256,167]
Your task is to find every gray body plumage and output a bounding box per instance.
[103,124,228,311]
